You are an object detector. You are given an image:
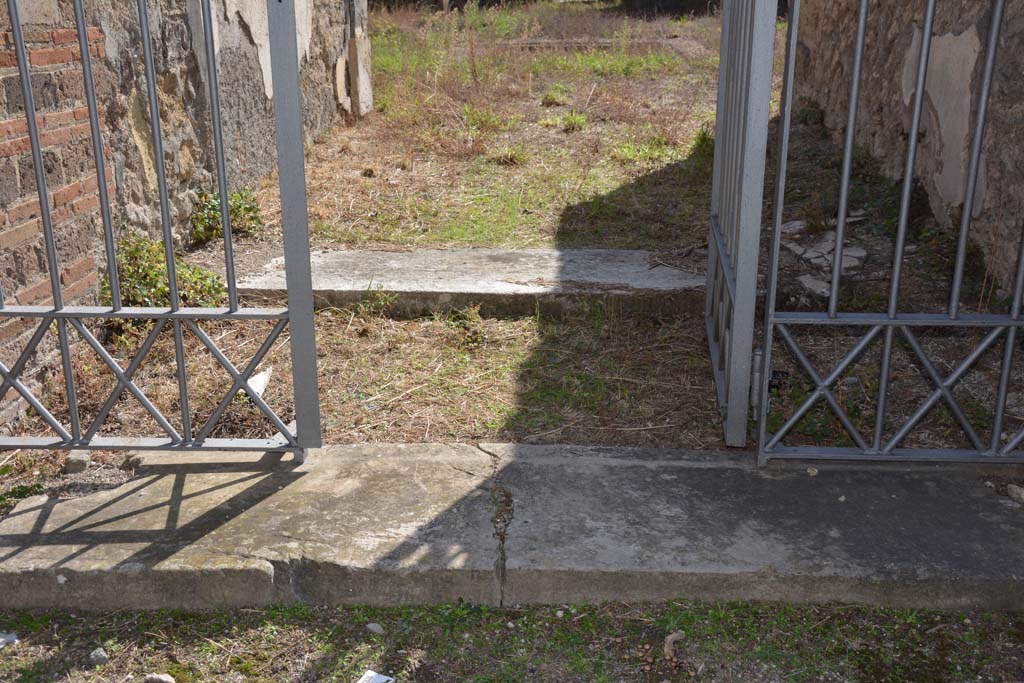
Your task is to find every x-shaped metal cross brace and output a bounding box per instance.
[69,318,181,442]
[883,325,1003,453]
[187,319,296,446]
[765,324,882,451]
[0,319,71,440]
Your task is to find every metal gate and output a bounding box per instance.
[705,0,777,447]
[0,0,321,460]
[756,0,1021,463]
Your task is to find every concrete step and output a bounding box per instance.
[239,248,704,317]
[2,444,1023,611]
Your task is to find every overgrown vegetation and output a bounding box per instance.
[102,233,225,332]
[189,187,263,245]
[295,1,726,251]
[2,601,1021,682]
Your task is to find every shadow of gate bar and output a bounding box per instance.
[0,0,321,460]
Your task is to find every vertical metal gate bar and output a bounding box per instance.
[757,0,800,463]
[872,0,937,450]
[199,0,240,313]
[949,0,1005,318]
[8,0,83,442]
[74,0,121,311]
[267,0,323,457]
[137,0,191,443]
[827,0,869,319]
[992,219,1024,452]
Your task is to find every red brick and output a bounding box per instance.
[0,136,30,158]
[15,277,54,306]
[52,180,82,207]
[0,33,11,48]
[42,110,76,129]
[3,387,18,402]
[87,28,104,43]
[22,31,53,44]
[0,51,16,68]
[50,29,80,46]
[0,317,33,345]
[73,106,92,120]
[81,173,99,194]
[5,199,40,225]
[60,256,95,286]
[0,220,38,250]
[29,46,79,67]
[0,118,28,139]
[70,193,99,216]
[63,270,97,302]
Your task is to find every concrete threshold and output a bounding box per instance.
[1,443,1023,611]
[238,248,704,317]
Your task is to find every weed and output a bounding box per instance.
[464,105,517,133]
[102,232,225,332]
[353,284,398,319]
[488,144,528,167]
[189,187,263,245]
[561,109,587,133]
[612,134,673,165]
[0,483,43,513]
[540,82,571,107]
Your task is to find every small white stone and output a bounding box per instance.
[838,495,847,503]
[844,246,867,259]
[781,220,806,235]
[365,622,385,635]
[63,452,91,474]
[89,647,109,666]
[782,240,805,256]
[144,675,176,683]
[806,467,818,477]
[798,275,829,298]
[1007,484,1024,505]
[556,609,565,618]
[56,574,67,585]
[841,255,862,271]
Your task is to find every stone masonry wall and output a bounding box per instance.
[795,0,1024,287]
[0,0,369,420]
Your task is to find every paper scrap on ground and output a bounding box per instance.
[355,672,394,683]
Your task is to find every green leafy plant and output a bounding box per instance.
[102,232,225,331]
[561,109,587,133]
[489,144,528,167]
[540,83,571,107]
[190,187,263,245]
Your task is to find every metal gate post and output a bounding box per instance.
[268,0,323,461]
[706,0,778,446]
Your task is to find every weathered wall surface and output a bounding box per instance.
[795,0,1024,287]
[0,0,369,419]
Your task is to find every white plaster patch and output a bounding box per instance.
[902,26,986,215]
[18,0,60,24]
[225,0,314,99]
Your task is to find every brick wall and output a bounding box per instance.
[0,19,108,416]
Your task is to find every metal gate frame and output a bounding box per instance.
[0,0,321,460]
[757,0,1022,464]
[705,0,777,447]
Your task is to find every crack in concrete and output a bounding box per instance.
[477,444,512,607]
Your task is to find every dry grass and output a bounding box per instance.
[6,302,720,456]
[284,2,724,252]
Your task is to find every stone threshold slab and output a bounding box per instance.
[239,249,704,317]
[1,443,1022,611]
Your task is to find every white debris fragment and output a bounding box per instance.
[355,672,395,683]
[0,631,17,650]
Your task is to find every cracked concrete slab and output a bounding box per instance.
[2,443,1024,611]
[482,444,1024,610]
[0,444,498,610]
[239,249,704,317]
